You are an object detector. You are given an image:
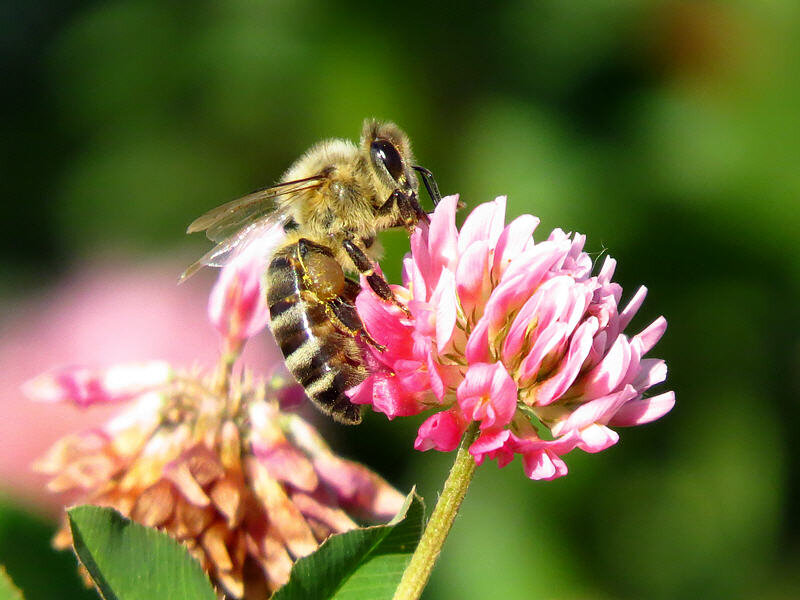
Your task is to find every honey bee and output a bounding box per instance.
[183,120,441,424]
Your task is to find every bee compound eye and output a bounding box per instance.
[370,139,404,181]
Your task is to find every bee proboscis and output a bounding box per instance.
[183,120,441,424]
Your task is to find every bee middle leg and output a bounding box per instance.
[341,237,412,318]
[296,238,385,350]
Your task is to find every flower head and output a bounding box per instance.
[349,195,674,480]
[32,365,403,598]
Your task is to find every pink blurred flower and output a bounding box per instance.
[208,229,276,355]
[1,259,279,509]
[349,195,675,480]
[23,362,171,407]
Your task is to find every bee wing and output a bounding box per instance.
[180,172,330,283]
[179,216,287,283]
[186,174,328,243]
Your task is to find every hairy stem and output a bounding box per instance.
[393,422,480,600]
[212,350,237,398]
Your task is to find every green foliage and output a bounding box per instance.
[67,494,423,600]
[67,506,216,600]
[273,490,424,600]
[0,500,95,600]
[4,1,800,599]
[0,566,24,600]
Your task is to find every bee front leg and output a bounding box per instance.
[341,238,412,317]
[377,189,430,228]
[399,191,430,227]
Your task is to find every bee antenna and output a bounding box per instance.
[412,165,442,207]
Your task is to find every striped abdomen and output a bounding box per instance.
[266,243,368,424]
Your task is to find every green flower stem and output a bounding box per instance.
[213,349,238,398]
[393,421,480,600]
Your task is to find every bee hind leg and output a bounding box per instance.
[296,238,386,350]
[328,293,386,352]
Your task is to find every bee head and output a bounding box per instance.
[361,119,418,195]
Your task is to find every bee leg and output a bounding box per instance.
[375,189,400,215]
[326,279,385,350]
[342,238,412,318]
[381,189,429,229]
[296,239,386,350]
[303,291,386,352]
[329,294,386,352]
[398,191,430,227]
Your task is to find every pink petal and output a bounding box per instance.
[415,410,467,452]
[561,233,592,278]
[431,269,458,352]
[580,336,633,399]
[457,196,506,253]
[290,492,357,533]
[371,375,427,418]
[632,359,667,393]
[208,229,277,348]
[313,454,405,521]
[492,214,539,278]
[576,424,619,453]
[276,383,307,411]
[22,362,171,408]
[464,317,492,364]
[547,228,568,243]
[409,225,432,296]
[355,289,414,357]
[403,254,428,303]
[484,240,571,337]
[634,316,667,354]
[597,256,617,285]
[552,386,638,436]
[535,317,599,406]
[427,353,447,401]
[455,240,490,318]
[346,374,378,406]
[487,439,516,468]
[502,276,573,363]
[427,195,460,284]
[457,362,517,430]
[253,443,318,492]
[522,449,569,481]
[501,290,548,364]
[618,286,648,331]
[517,322,571,383]
[486,196,508,249]
[609,391,675,426]
[469,429,510,464]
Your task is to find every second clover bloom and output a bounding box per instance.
[348,195,675,480]
[31,365,403,598]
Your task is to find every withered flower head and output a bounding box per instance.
[29,364,403,598]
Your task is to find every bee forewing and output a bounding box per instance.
[179,217,287,283]
[186,190,276,237]
[186,175,328,241]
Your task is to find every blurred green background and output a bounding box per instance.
[2,0,799,598]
